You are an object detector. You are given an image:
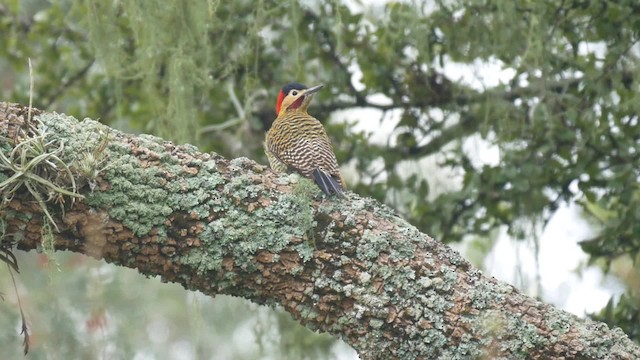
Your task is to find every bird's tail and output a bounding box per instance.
[312,168,346,198]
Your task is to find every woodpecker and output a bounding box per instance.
[265,82,346,197]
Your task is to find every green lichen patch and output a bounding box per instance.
[472,309,549,358]
[182,181,319,276]
[546,309,572,336]
[180,248,223,275]
[357,229,392,260]
[469,280,506,310]
[27,112,222,242]
[87,163,174,236]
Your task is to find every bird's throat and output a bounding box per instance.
[288,96,305,110]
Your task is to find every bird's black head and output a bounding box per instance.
[282,82,307,94]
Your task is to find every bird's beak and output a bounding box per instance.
[304,84,324,95]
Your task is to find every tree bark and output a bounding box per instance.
[1,102,638,359]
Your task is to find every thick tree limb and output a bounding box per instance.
[0,102,638,359]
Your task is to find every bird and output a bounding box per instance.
[264,82,346,198]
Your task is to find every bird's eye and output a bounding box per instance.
[291,90,298,96]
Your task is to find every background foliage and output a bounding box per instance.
[1,0,639,358]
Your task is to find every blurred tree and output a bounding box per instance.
[1,0,639,357]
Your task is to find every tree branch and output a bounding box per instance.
[1,102,638,359]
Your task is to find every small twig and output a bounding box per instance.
[227,81,245,120]
[27,58,34,125]
[198,117,244,134]
[8,265,30,355]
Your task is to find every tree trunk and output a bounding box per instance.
[1,102,637,359]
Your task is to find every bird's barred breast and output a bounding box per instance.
[266,113,341,178]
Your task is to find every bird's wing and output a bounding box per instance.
[276,137,340,178]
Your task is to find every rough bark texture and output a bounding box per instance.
[1,102,638,359]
